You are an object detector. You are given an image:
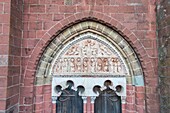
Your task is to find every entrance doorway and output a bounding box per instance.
[94,88,121,113]
[56,81,83,113]
[35,21,144,113]
[56,85,122,113]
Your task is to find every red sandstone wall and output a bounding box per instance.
[0,0,159,113]
[0,0,10,112]
[0,0,23,113]
[8,0,23,112]
[20,0,159,113]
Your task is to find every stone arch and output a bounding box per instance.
[35,20,144,87]
[27,11,148,73]
[20,11,158,113]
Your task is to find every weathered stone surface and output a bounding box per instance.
[53,36,127,75]
[0,0,160,112]
[0,55,8,66]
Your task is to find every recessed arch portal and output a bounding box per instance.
[35,21,144,87]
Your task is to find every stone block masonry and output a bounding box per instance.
[0,0,160,113]
[0,0,23,113]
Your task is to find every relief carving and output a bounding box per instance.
[67,44,79,55]
[53,39,126,75]
[76,57,82,72]
[62,58,68,72]
[83,57,89,72]
[70,58,75,72]
[103,58,109,72]
[97,58,103,72]
[90,58,96,73]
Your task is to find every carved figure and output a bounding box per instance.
[62,58,68,72]
[83,58,89,72]
[99,44,111,56]
[103,58,109,72]
[91,47,98,56]
[97,58,103,72]
[111,57,121,73]
[90,40,97,56]
[90,58,96,73]
[70,58,75,72]
[67,45,79,55]
[82,44,88,56]
[76,57,82,72]
[116,61,121,72]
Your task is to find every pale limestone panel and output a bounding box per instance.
[52,77,126,103]
[52,34,127,76]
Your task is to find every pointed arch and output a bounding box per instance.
[27,11,148,69]
[21,11,158,113]
[35,20,144,86]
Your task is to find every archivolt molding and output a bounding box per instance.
[35,21,144,86]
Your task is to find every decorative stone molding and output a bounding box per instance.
[36,21,144,86]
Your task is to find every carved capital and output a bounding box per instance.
[90,96,96,103]
[52,96,58,103]
[82,96,87,103]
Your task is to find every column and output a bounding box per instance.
[82,96,87,113]
[90,96,96,113]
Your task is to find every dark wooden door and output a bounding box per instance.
[56,86,83,113]
[94,87,122,113]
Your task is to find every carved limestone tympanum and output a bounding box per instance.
[52,37,127,76]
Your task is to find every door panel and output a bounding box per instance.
[94,87,122,113]
[56,87,83,113]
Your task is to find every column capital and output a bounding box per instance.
[90,96,96,103]
[82,96,87,103]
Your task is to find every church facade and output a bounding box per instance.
[0,0,169,113]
